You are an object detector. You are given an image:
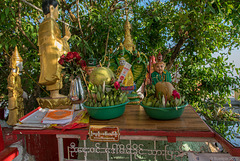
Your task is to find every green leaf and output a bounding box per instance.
[1,13,5,22]
[5,7,9,15]
[207,5,216,14]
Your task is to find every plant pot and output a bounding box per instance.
[140,102,188,120]
[83,101,129,120]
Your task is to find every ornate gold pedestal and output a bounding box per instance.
[37,97,72,109]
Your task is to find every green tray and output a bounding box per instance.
[83,101,129,120]
[140,102,188,120]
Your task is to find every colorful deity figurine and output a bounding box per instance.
[7,47,24,126]
[145,55,156,85]
[116,57,134,87]
[151,61,172,86]
[131,52,147,89]
[38,0,71,98]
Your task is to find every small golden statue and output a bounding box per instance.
[37,0,72,108]
[7,47,24,126]
[38,0,71,98]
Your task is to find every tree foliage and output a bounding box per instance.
[131,0,240,120]
[0,0,239,120]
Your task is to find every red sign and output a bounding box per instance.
[120,76,124,80]
[88,125,120,142]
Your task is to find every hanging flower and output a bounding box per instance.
[114,81,120,90]
[172,90,180,99]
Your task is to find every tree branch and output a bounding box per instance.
[110,0,132,13]
[61,0,66,36]
[62,0,75,10]
[103,26,111,64]
[20,29,38,50]
[76,0,86,55]
[18,0,37,50]
[166,37,186,70]
[110,0,121,11]
[162,46,175,60]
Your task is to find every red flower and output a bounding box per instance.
[58,58,65,65]
[66,52,74,61]
[172,90,180,99]
[72,52,79,58]
[76,55,81,62]
[114,81,120,90]
[59,51,85,76]
[60,54,65,59]
[79,60,86,67]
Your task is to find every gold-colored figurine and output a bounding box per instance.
[38,0,71,98]
[37,0,72,108]
[116,57,134,87]
[7,46,24,126]
[123,1,135,52]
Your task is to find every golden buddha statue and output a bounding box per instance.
[7,47,24,126]
[38,0,71,98]
[116,57,134,87]
[36,0,72,108]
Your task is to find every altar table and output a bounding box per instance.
[13,105,240,161]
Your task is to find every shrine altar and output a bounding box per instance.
[13,105,240,161]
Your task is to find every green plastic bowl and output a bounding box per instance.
[83,101,129,120]
[140,102,188,120]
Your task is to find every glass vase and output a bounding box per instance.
[69,75,85,110]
